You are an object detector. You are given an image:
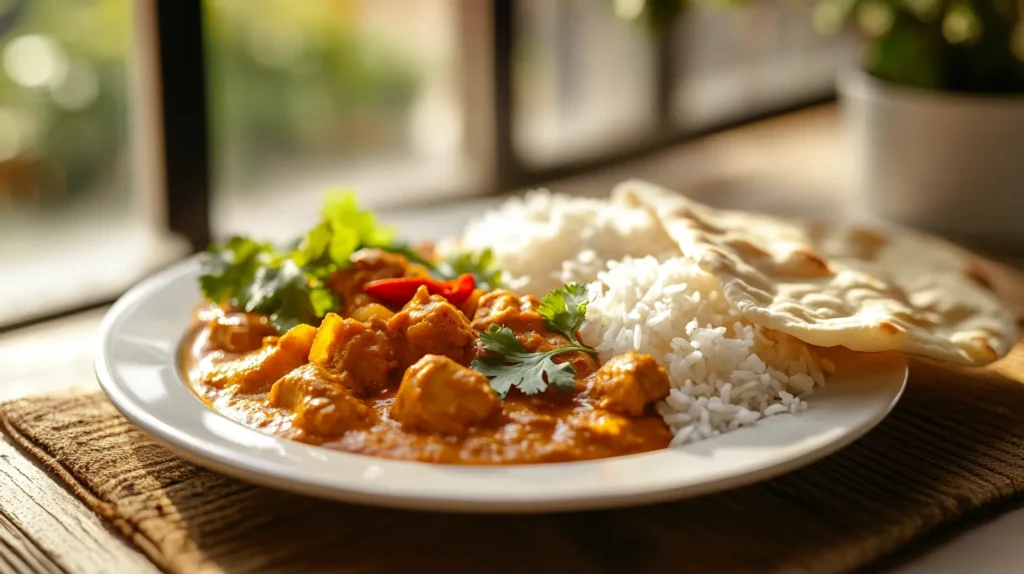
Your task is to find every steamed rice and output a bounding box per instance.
[458,190,831,445]
[577,256,829,445]
[450,191,679,295]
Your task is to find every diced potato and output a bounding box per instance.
[200,323,317,394]
[391,354,500,434]
[589,351,670,416]
[268,364,374,436]
[350,303,395,323]
[388,286,475,367]
[309,313,396,394]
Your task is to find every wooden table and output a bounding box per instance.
[3,106,1022,573]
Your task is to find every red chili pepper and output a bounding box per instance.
[362,273,476,307]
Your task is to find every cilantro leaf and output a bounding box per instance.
[242,260,320,333]
[322,188,395,253]
[198,190,396,332]
[538,283,590,346]
[435,248,503,291]
[199,237,275,306]
[292,221,332,267]
[471,325,587,398]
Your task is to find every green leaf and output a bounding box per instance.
[434,248,503,291]
[309,286,339,318]
[328,226,360,266]
[471,324,583,398]
[243,260,319,333]
[538,283,590,345]
[292,221,332,267]
[199,237,275,306]
[196,189,422,332]
[472,356,519,398]
[323,188,395,247]
[477,325,530,358]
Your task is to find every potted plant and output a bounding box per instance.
[620,0,1024,253]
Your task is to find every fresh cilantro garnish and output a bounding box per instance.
[198,189,388,332]
[472,325,582,398]
[199,237,277,308]
[471,283,597,398]
[538,282,590,346]
[434,248,503,291]
[243,260,324,332]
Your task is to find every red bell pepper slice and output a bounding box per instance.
[362,273,476,307]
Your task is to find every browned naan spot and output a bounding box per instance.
[847,228,888,261]
[726,238,770,260]
[879,321,903,335]
[789,248,832,279]
[971,336,998,361]
[963,260,996,293]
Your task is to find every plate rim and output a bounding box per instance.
[95,255,908,513]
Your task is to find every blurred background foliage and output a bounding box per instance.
[0,0,421,210]
[0,0,129,209]
[620,0,1024,92]
[204,0,421,186]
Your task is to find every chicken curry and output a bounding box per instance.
[183,246,673,465]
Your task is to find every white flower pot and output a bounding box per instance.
[838,68,1024,254]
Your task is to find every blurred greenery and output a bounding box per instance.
[0,0,421,208]
[205,0,421,179]
[0,0,130,203]
[617,0,1024,92]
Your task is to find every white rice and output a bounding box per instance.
[577,256,829,445]
[456,191,831,445]
[449,190,678,295]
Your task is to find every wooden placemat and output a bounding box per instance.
[2,349,1024,574]
[4,256,1024,574]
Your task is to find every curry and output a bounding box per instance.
[183,248,673,464]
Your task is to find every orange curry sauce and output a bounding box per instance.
[180,249,672,464]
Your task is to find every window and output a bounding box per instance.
[1,0,854,329]
[672,0,858,130]
[513,0,658,166]
[0,0,186,327]
[205,0,484,242]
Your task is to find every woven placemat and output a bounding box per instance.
[3,349,1024,574]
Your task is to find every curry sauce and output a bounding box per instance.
[181,248,672,465]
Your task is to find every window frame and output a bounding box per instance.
[1,0,837,333]
[153,0,835,253]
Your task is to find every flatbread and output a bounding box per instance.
[611,179,1016,365]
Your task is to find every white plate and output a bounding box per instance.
[96,256,908,513]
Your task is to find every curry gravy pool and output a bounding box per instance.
[181,249,672,465]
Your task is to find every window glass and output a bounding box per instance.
[206,0,478,241]
[672,0,857,130]
[0,0,182,326]
[514,0,658,167]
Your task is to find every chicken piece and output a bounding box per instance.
[325,248,431,314]
[200,324,317,393]
[470,290,598,378]
[388,286,475,367]
[470,290,546,333]
[309,313,397,395]
[349,303,395,323]
[390,355,500,434]
[204,309,276,353]
[268,364,374,436]
[589,351,671,416]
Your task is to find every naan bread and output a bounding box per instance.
[612,179,1016,365]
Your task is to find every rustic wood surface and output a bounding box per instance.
[2,105,1023,573]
